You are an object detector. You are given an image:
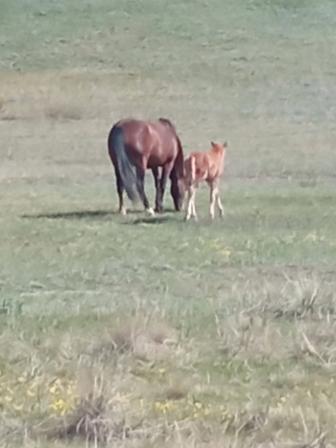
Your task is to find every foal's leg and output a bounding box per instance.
[216,187,224,217]
[115,168,126,215]
[184,188,193,221]
[136,166,154,216]
[211,179,224,217]
[191,187,198,220]
[209,181,217,219]
[185,185,197,221]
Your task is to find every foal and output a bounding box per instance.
[184,141,227,221]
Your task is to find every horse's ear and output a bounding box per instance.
[159,117,175,130]
[211,141,216,148]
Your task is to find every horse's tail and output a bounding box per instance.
[108,125,138,202]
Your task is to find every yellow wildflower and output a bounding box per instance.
[27,388,36,397]
[221,249,231,257]
[13,403,24,412]
[49,384,58,395]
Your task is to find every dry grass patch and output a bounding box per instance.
[218,317,292,362]
[160,383,189,401]
[0,96,18,121]
[0,72,95,121]
[42,396,136,444]
[44,101,82,121]
[293,320,336,366]
[107,315,178,362]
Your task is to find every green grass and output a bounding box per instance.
[1,0,336,446]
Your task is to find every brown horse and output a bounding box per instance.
[108,118,185,215]
[184,141,228,221]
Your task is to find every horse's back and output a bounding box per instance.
[130,119,179,161]
[109,118,182,171]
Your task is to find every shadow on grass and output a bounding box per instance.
[21,208,179,221]
[124,215,179,225]
[21,209,117,220]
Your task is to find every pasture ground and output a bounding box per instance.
[1,1,336,446]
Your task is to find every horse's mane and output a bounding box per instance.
[158,117,183,175]
[158,118,184,180]
[158,117,176,131]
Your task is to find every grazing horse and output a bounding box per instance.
[184,141,228,221]
[108,118,185,215]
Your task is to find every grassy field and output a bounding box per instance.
[1,0,336,446]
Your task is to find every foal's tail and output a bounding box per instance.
[108,125,138,202]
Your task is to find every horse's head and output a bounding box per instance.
[171,129,186,211]
[158,117,185,210]
[170,176,185,211]
[170,149,186,212]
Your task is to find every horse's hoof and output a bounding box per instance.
[119,207,127,216]
[146,208,155,216]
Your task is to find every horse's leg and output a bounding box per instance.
[136,166,154,216]
[152,167,161,213]
[115,167,126,215]
[158,162,173,213]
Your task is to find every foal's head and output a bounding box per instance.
[210,141,228,153]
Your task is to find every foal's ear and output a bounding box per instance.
[223,141,228,148]
[211,141,217,148]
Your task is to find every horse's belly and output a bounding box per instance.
[147,154,169,168]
